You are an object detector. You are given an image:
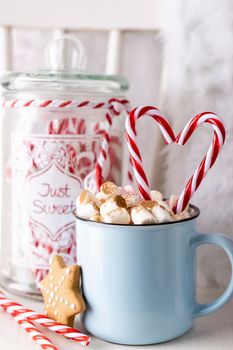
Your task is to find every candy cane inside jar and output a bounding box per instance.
[0,35,130,298]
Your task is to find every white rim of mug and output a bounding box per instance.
[74,204,200,227]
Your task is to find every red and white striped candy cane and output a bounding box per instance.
[0,292,57,350]
[173,112,226,214]
[125,106,175,200]
[0,290,91,346]
[14,316,58,350]
[95,113,112,190]
[95,99,131,190]
[43,97,131,190]
[46,117,87,135]
[35,269,48,288]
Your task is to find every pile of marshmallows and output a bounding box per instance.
[76,182,192,225]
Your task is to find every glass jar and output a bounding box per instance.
[0,36,129,298]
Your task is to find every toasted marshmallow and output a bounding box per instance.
[100,195,127,216]
[152,205,172,223]
[89,214,102,222]
[122,194,141,208]
[76,199,99,220]
[157,200,174,216]
[131,206,157,224]
[97,182,119,200]
[141,200,158,211]
[78,189,101,207]
[150,190,163,201]
[102,208,131,224]
[76,181,192,225]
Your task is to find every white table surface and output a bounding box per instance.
[0,287,233,350]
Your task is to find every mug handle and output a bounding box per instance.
[191,232,233,318]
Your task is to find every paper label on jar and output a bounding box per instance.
[11,134,101,269]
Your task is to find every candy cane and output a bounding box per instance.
[83,112,118,192]
[0,292,57,350]
[173,112,226,213]
[44,98,131,190]
[125,106,175,200]
[46,118,87,135]
[13,316,58,350]
[0,290,90,346]
[95,99,131,190]
[4,97,131,189]
[95,113,112,190]
[3,97,131,288]
[35,269,48,288]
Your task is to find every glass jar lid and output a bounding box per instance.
[1,35,129,95]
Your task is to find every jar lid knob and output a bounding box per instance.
[44,35,87,71]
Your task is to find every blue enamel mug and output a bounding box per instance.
[76,206,233,345]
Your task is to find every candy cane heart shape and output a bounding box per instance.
[125,106,175,200]
[173,112,226,214]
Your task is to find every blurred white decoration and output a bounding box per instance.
[161,0,233,288]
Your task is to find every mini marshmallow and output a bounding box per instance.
[76,200,99,220]
[89,214,102,222]
[168,194,190,213]
[141,200,158,211]
[157,200,174,216]
[152,205,172,223]
[122,194,141,208]
[78,189,101,207]
[169,194,179,209]
[97,181,119,200]
[76,182,192,224]
[102,208,131,224]
[150,190,163,201]
[100,195,127,216]
[131,206,157,224]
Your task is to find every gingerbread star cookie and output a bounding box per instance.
[40,255,86,327]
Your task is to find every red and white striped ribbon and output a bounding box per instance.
[125,106,175,200]
[0,291,91,346]
[2,98,130,112]
[173,112,226,213]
